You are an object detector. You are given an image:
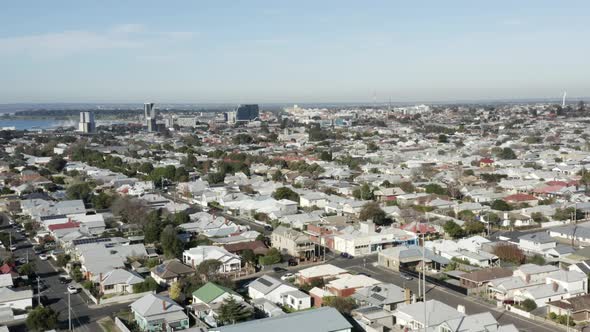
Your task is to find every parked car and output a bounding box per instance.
[67,285,80,294]
[287,259,298,266]
[280,273,295,281]
[340,252,349,258]
[9,245,17,251]
[272,267,287,273]
[400,273,413,281]
[59,275,72,284]
[39,254,48,261]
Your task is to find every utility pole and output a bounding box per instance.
[422,233,427,329]
[68,291,72,331]
[37,277,41,305]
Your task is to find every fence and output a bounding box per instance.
[115,317,132,332]
[399,267,468,295]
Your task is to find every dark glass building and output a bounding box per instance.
[235,104,259,122]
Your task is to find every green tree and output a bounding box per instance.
[160,225,183,259]
[443,220,464,239]
[241,249,257,267]
[71,266,84,282]
[491,199,511,211]
[322,296,357,314]
[498,147,517,160]
[46,155,67,173]
[353,183,374,200]
[424,183,447,195]
[197,259,223,281]
[319,150,333,161]
[56,254,71,268]
[272,187,300,202]
[464,221,485,235]
[207,172,225,184]
[169,281,183,301]
[457,210,476,222]
[217,296,252,325]
[521,299,537,312]
[66,182,92,202]
[271,170,283,182]
[258,248,282,266]
[139,162,154,174]
[18,262,35,277]
[26,306,58,331]
[359,202,388,225]
[438,134,449,143]
[133,276,159,293]
[531,212,548,223]
[172,211,190,225]
[92,192,113,209]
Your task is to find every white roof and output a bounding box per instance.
[326,274,381,290]
[298,264,347,279]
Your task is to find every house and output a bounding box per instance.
[99,269,144,295]
[378,246,450,272]
[76,243,147,281]
[193,282,243,307]
[352,283,410,311]
[297,264,348,284]
[503,193,538,206]
[0,287,33,310]
[352,306,396,332]
[393,299,517,331]
[325,274,381,297]
[150,259,195,286]
[517,232,556,255]
[130,293,189,331]
[208,307,352,332]
[479,158,494,168]
[547,294,590,323]
[458,268,513,289]
[248,275,311,311]
[332,222,418,257]
[183,246,241,273]
[271,226,316,262]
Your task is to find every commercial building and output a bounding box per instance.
[79,111,95,133]
[144,102,157,132]
[226,104,259,124]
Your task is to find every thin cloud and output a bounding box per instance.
[0,24,196,58]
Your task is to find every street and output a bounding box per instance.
[4,224,130,332]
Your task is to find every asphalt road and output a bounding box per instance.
[4,224,130,332]
[330,255,557,332]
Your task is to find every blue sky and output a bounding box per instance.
[1,1,589,103]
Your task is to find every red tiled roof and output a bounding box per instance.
[504,193,538,202]
[401,222,437,234]
[0,263,14,274]
[479,158,494,164]
[48,221,80,231]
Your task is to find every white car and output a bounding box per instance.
[39,254,48,261]
[280,273,295,281]
[9,245,17,251]
[67,285,80,294]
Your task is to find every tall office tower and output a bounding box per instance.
[78,111,95,133]
[235,104,259,122]
[144,102,157,132]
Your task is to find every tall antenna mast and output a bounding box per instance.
[562,91,567,108]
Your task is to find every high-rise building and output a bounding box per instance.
[144,102,157,132]
[235,104,259,122]
[225,104,259,124]
[78,111,95,133]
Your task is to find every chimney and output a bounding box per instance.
[162,300,167,311]
[553,282,559,292]
[99,273,103,282]
[457,304,466,314]
[404,288,411,304]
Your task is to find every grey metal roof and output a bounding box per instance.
[212,307,351,332]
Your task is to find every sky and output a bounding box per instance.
[1,1,589,104]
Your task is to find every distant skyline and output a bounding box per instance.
[1,1,589,103]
